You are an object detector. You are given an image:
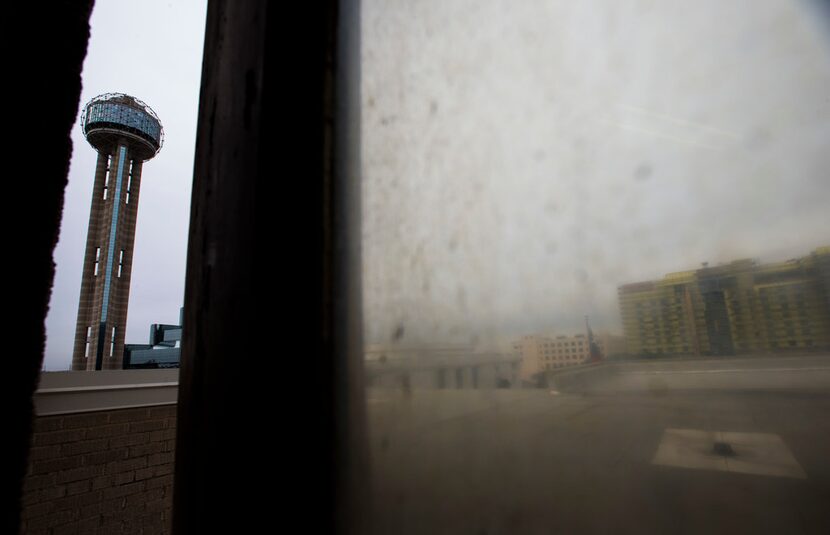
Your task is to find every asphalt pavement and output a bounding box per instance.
[366,355,830,534]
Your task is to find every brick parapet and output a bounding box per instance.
[20,405,177,534]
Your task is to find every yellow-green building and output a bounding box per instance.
[618,247,830,356]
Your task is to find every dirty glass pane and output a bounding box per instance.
[362,1,830,532]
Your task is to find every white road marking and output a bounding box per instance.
[652,428,806,479]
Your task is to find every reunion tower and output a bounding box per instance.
[71,93,163,370]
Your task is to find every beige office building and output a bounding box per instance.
[618,247,830,357]
[515,333,615,381]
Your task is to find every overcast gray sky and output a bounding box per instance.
[362,0,830,348]
[43,1,207,370]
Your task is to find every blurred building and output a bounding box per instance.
[619,247,830,356]
[364,344,519,389]
[514,332,621,381]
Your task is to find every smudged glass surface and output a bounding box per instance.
[361,1,830,532]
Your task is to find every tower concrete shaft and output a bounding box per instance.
[72,147,145,370]
[71,93,162,370]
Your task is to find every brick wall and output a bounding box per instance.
[20,405,176,534]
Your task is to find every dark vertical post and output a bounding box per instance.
[173,1,366,532]
[9,2,95,531]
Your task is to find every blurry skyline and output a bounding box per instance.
[43,1,207,370]
[362,0,830,348]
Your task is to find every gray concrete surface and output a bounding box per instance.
[367,355,830,534]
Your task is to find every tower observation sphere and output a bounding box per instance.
[82,93,164,159]
[72,93,164,371]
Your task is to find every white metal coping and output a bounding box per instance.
[34,369,179,416]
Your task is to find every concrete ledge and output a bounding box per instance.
[544,362,618,392]
[541,355,830,393]
[34,370,179,416]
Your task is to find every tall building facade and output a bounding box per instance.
[71,94,163,370]
[619,247,830,357]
